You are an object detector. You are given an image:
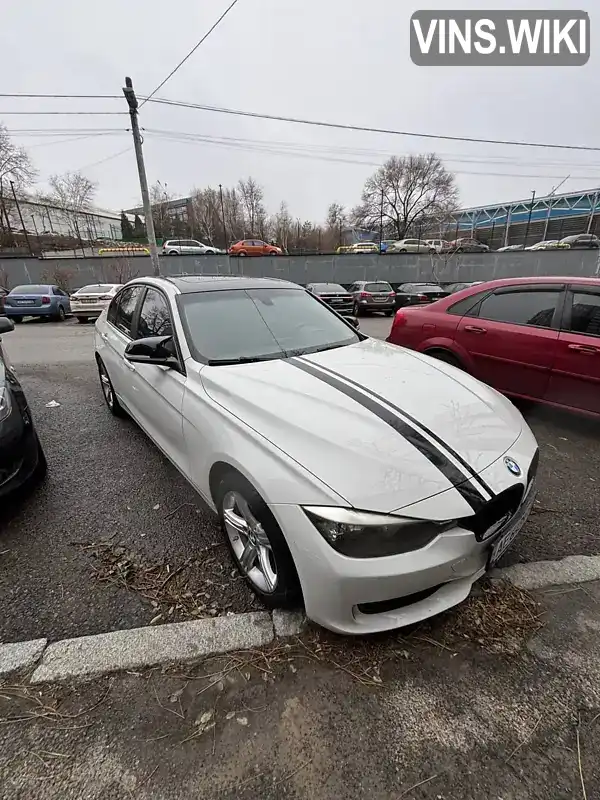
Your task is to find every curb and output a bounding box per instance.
[2,555,600,685]
[0,610,307,685]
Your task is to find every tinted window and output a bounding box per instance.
[10,285,49,294]
[111,287,143,336]
[79,285,114,294]
[477,290,560,328]
[137,289,173,338]
[178,288,360,363]
[364,283,392,292]
[568,292,600,337]
[447,290,491,316]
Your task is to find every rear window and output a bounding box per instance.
[311,284,346,292]
[78,285,114,294]
[364,283,392,292]
[10,285,49,294]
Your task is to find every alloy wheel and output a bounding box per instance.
[222,490,277,593]
[99,362,114,409]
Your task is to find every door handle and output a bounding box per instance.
[464,325,487,334]
[124,360,136,371]
[100,332,108,342]
[568,344,598,354]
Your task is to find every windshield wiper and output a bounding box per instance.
[207,355,282,366]
[286,342,348,358]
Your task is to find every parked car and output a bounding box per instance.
[348,280,396,316]
[394,283,450,309]
[449,239,490,253]
[306,283,354,315]
[388,239,435,254]
[380,240,399,254]
[0,287,7,314]
[70,284,123,324]
[229,240,282,257]
[386,276,600,418]
[0,317,47,499]
[94,275,538,634]
[559,234,600,249]
[162,239,221,256]
[348,242,379,254]
[2,284,71,322]
[335,246,351,254]
[446,281,484,294]
[497,244,524,252]
[525,240,567,251]
[426,239,452,253]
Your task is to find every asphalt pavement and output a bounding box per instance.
[1,317,599,645]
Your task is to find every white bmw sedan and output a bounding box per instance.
[94,276,538,635]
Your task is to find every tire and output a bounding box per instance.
[76,316,88,324]
[12,317,22,324]
[215,470,302,609]
[427,350,463,369]
[429,248,436,254]
[353,301,361,317]
[32,434,47,482]
[238,251,247,257]
[456,248,464,254]
[398,248,407,253]
[54,306,66,322]
[385,309,394,316]
[97,357,126,417]
[168,250,179,255]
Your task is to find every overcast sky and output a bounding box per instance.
[2,0,598,221]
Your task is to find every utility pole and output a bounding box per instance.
[122,76,160,276]
[10,181,33,255]
[219,184,227,250]
[379,188,384,252]
[524,190,536,248]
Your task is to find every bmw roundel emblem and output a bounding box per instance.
[504,457,522,476]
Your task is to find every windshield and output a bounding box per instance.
[78,285,115,294]
[10,285,49,294]
[178,288,361,364]
[364,282,392,292]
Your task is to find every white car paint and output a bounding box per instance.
[161,239,220,255]
[94,276,539,634]
[70,284,122,321]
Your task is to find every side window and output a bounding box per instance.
[477,290,560,328]
[112,287,143,336]
[567,292,600,337]
[447,290,490,316]
[137,289,173,339]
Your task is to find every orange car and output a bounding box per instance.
[228,239,282,257]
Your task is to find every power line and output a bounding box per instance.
[143,129,600,180]
[144,96,600,153]
[75,146,132,171]
[0,111,125,115]
[0,93,122,99]
[140,0,243,106]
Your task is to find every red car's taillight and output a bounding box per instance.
[390,310,408,334]
[99,295,112,300]
[41,296,51,304]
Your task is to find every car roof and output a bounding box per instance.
[156,275,300,293]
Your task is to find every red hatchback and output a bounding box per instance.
[386,276,600,418]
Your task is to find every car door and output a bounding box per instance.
[545,285,600,415]
[101,286,145,404]
[454,284,564,399]
[127,287,188,471]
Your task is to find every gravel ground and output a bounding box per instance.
[0,318,599,644]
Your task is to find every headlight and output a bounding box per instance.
[303,506,456,558]
[0,388,12,422]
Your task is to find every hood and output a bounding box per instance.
[199,339,522,513]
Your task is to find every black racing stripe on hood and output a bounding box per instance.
[289,358,486,513]
[298,356,494,499]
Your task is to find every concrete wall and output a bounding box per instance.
[1,249,599,290]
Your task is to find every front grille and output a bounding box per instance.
[461,484,524,541]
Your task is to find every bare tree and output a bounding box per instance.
[189,187,220,245]
[0,266,10,290]
[324,202,346,250]
[0,124,37,194]
[149,181,175,239]
[351,154,459,240]
[238,177,266,235]
[98,257,140,284]
[46,170,97,244]
[272,201,293,249]
[40,265,74,292]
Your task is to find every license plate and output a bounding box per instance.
[80,299,96,304]
[17,300,35,305]
[488,481,537,568]
[373,297,386,302]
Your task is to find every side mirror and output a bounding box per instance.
[0,317,15,335]
[125,335,178,368]
[343,316,360,330]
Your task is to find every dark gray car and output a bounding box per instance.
[560,234,600,249]
[348,280,395,316]
[306,283,354,315]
